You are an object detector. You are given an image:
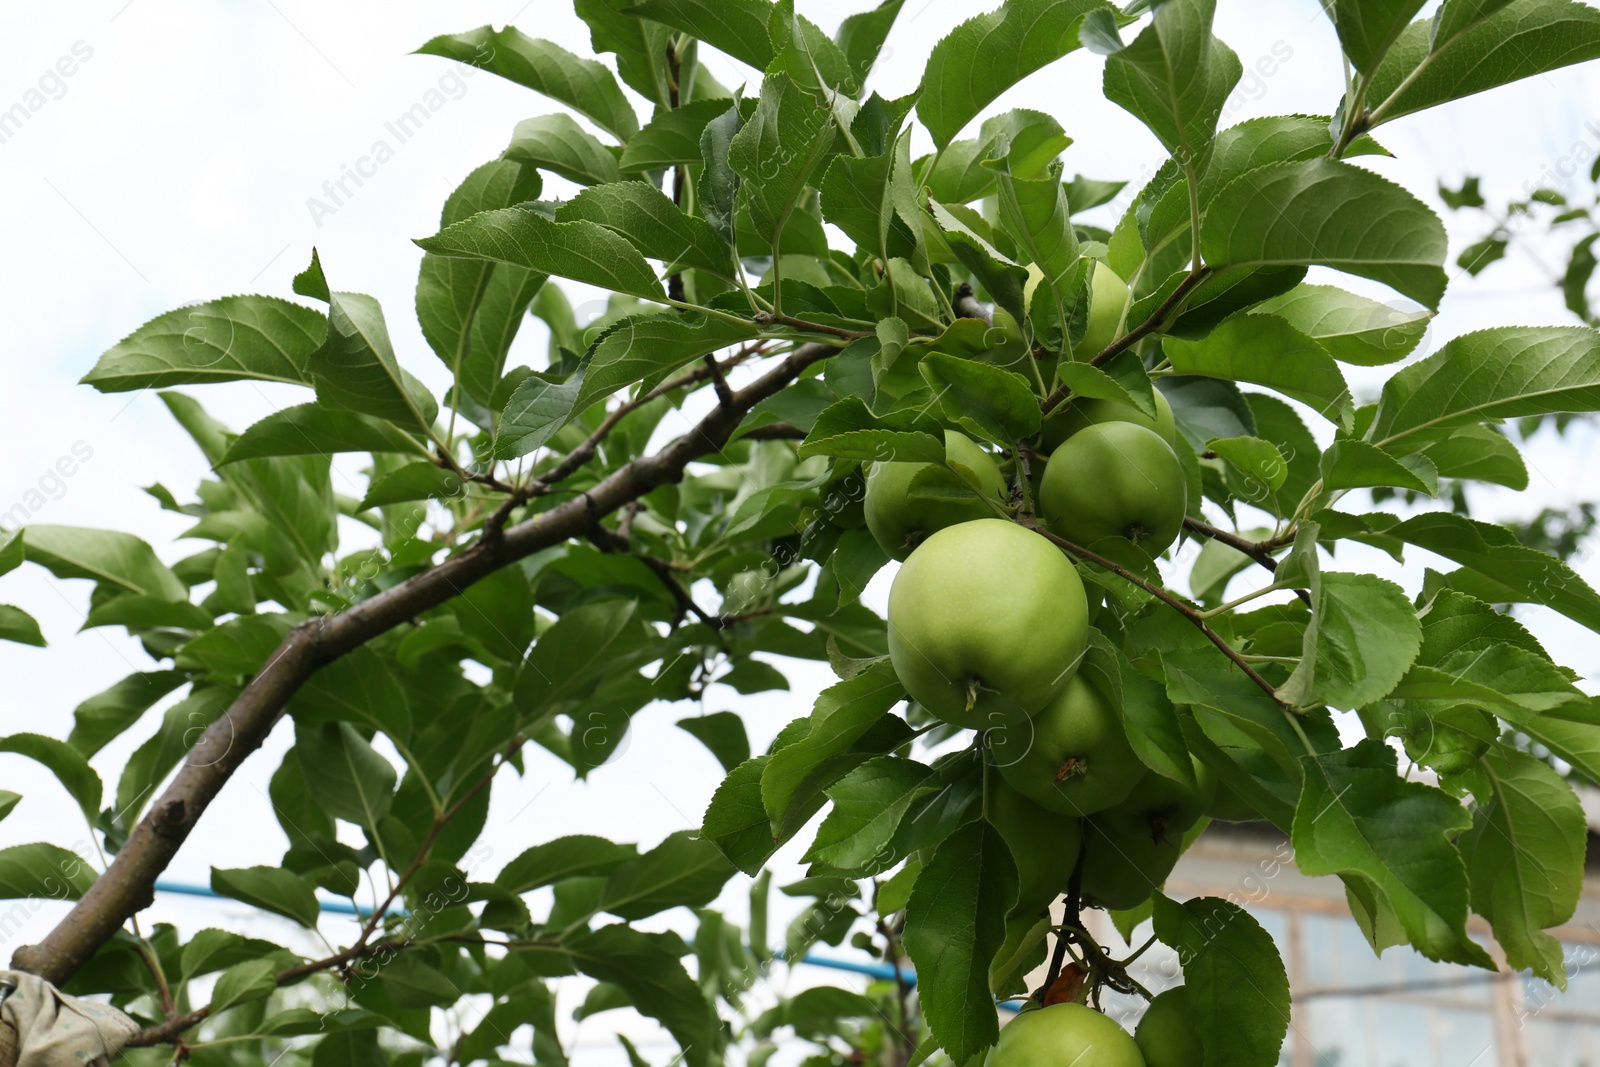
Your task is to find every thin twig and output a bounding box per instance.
[1023,522,1289,708]
[753,310,873,341]
[1182,517,1312,607]
[1039,268,1213,416]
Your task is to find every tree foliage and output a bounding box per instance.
[5,2,1600,1065]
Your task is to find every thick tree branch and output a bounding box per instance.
[10,342,838,987]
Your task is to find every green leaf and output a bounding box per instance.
[919,353,1041,444]
[574,0,675,105]
[80,295,323,392]
[1103,0,1242,166]
[211,865,320,927]
[0,529,21,578]
[902,819,1016,1062]
[676,712,752,772]
[823,133,923,268]
[0,734,101,820]
[803,757,933,872]
[0,792,19,823]
[620,99,734,170]
[176,615,293,675]
[416,159,547,408]
[917,0,1105,149]
[836,0,906,85]
[574,313,759,412]
[761,661,906,833]
[0,843,95,900]
[925,109,1068,205]
[114,687,236,827]
[1292,739,1491,966]
[798,396,946,463]
[222,403,425,464]
[23,525,187,600]
[1152,896,1291,1067]
[563,925,717,1067]
[416,26,638,140]
[1369,326,1600,448]
[1163,314,1353,422]
[416,207,667,302]
[497,835,637,893]
[558,181,736,279]
[930,202,1029,326]
[1198,115,1391,204]
[310,293,437,433]
[295,722,396,831]
[358,462,463,510]
[518,599,648,711]
[1208,436,1287,492]
[1362,510,1600,633]
[293,248,330,302]
[180,928,283,979]
[1279,571,1420,711]
[494,372,584,461]
[728,72,836,251]
[210,958,279,1015]
[1119,649,1196,788]
[1412,425,1527,489]
[1520,715,1600,787]
[0,606,44,648]
[291,646,412,743]
[1249,284,1430,366]
[698,99,745,246]
[1366,0,1600,126]
[312,1031,388,1067]
[703,756,782,874]
[628,0,776,69]
[1323,0,1427,70]
[1201,159,1449,308]
[598,830,735,920]
[1461,747,1587,986]
[504,113,622,185]
[1321,439,1434,494]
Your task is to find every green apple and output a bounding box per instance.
[1041,388,1178,453]
[1206,780,1260,823]
[1079,815,1181,911]
[1072,260,1130,362]
[1135,988,1204,1067]
[1040,422,1187,555]
[990,674,1142,818]
[987,777,1083,917]
[887,519,1089,727]
[865,431,1009,560]
[988,1003,1143,1067]
[1105,759,1217,843]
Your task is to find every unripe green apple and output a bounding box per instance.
[1042,388,1179,453]
[887,519,1088,727]
[1135,988,1204,1067]
[990,674,1142,818]
[1079,815,1181,911]
[1106,759,1217,843]
[987,777,1083,917]
[1040,422,1187,555]
[1072,261,1130,362]
[865,431,1009,560]
[987,1003,1143,1067]
[1206,780,1260,823]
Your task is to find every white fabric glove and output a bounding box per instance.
[0,971,139,1067]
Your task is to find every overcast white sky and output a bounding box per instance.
[2,1,1599,1062]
